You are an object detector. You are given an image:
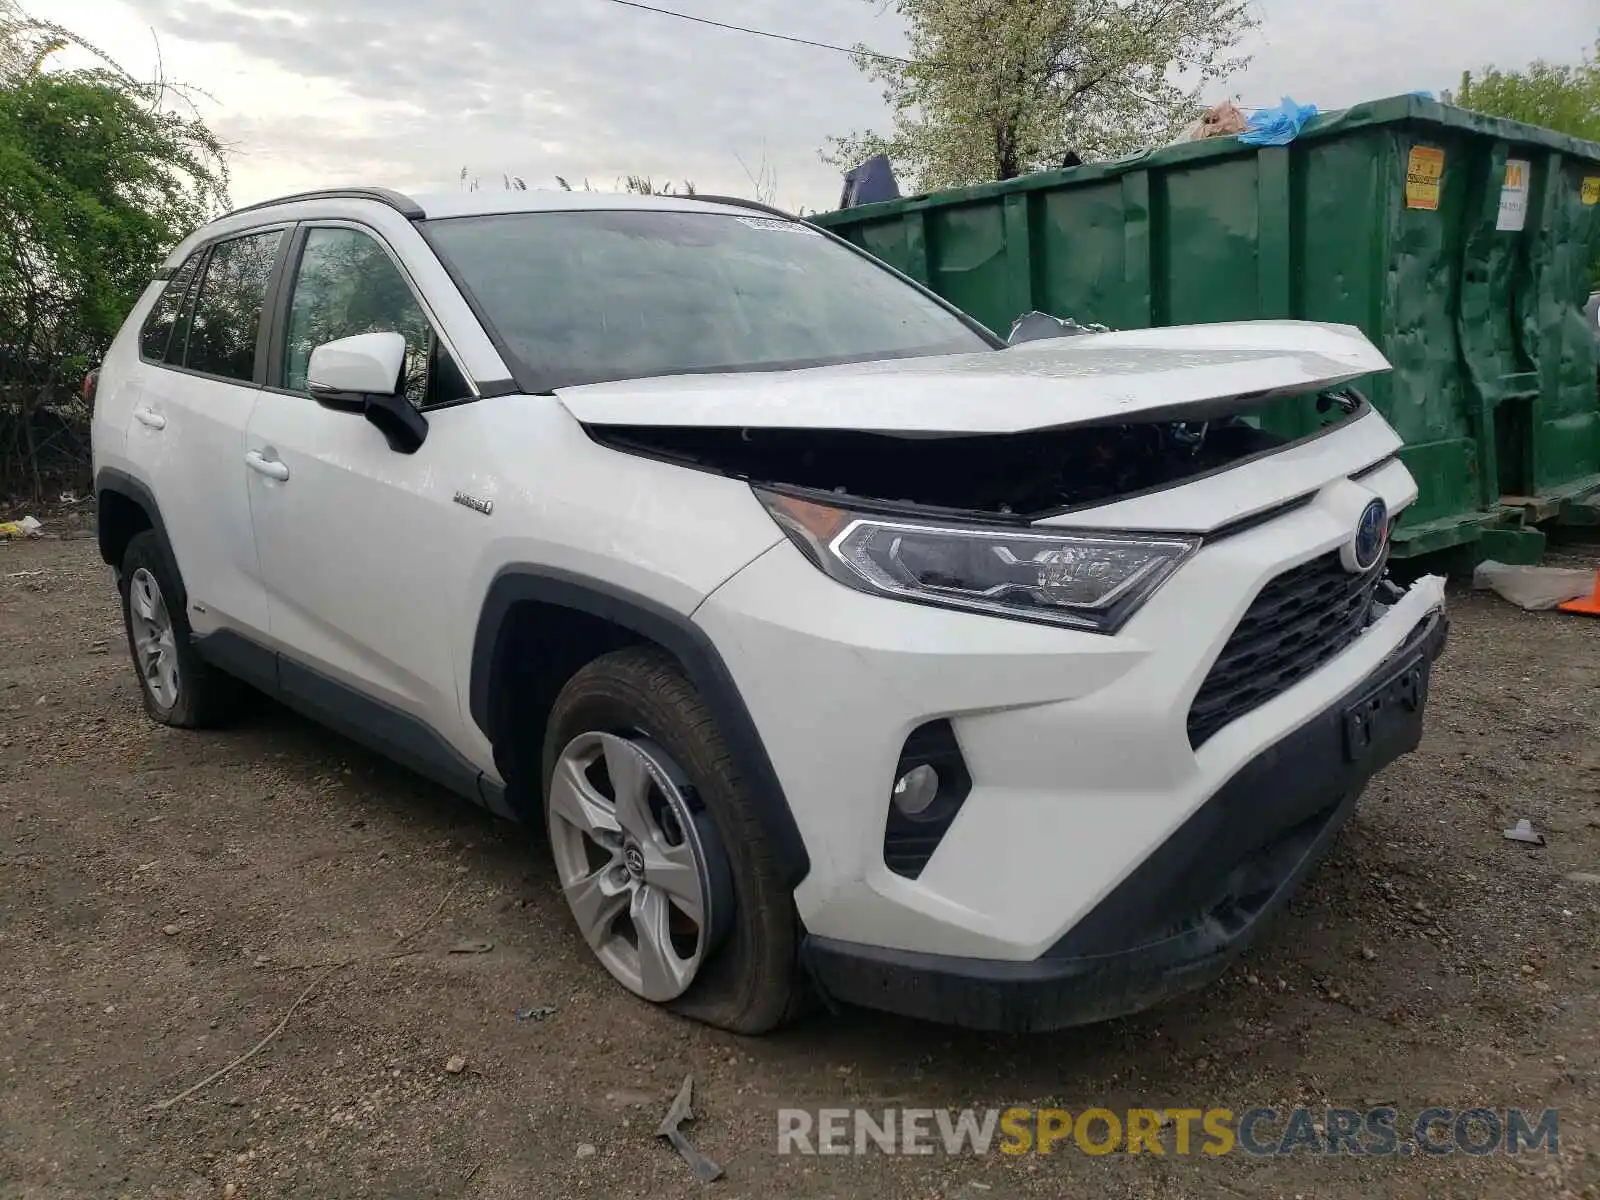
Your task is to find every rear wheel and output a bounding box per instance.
[118,531,241,728]
[541,647,802,1033]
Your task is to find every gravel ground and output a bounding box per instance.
[1,531,1597,1199]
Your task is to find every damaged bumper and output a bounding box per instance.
[799,608,1448,1032]
[691,394,1448,1030]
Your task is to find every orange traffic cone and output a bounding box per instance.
[1558,571,1600,615]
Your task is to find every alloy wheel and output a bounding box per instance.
[128,567,179,710]
[547,731,720,1002]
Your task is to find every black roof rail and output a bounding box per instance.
[681,194,805,222]
[224,187,425,221]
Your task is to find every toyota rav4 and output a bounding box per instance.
[89,187,1447,1034]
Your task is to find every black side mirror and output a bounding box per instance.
[362,391,429,454]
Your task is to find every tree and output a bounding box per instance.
[1443,35,1600,142]
[823,0,1257,193]
[0,0,227,496]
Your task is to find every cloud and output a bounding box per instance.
[101,0,904,208]
[27,0,1600,212]
[1223,0,1593,108]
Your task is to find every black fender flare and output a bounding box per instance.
[470,566,811,889]
[94,467,173,570]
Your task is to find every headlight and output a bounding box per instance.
[756,489,1198,633]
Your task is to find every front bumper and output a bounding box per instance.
[696,459,1442,961]
[801,608,1448,1032]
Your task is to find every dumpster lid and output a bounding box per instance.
[554,320,1389,436]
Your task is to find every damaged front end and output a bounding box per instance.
[585,392,1363,522]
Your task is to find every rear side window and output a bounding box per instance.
[181,230,283,382]
[139,251,204,362]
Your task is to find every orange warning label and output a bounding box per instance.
[1406,146,1445,211]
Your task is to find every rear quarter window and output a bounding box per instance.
[139,251,204,362]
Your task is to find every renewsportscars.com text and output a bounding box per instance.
[776,1106,1559,1158]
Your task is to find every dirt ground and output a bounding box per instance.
[1,527,1597,1199]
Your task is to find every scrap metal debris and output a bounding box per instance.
[1503,819,1546,845]
[657,1074,724,1183]
[515,1004,557,1023]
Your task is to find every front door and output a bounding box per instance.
[244,223,480,754]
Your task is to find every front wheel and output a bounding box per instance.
[541,647,803,1033]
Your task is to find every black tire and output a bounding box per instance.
[541,646,803,1034]
[118,530,243,728]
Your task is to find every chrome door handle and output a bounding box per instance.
[133,407,166,430]
[244,450,290,482]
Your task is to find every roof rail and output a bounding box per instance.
[681,194,804,222]
[225,187,426,221]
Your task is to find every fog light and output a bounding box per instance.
[891,764,940,817]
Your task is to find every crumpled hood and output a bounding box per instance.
[554,320,1390,435]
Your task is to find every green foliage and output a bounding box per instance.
[823,0,1258,193]
[1443,35,1600,142]
[0,0,227,495]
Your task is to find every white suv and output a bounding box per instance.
[90,187,1447,1033]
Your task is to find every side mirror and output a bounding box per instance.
[306,332,428,454]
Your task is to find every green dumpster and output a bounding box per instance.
[810,95,1600,560]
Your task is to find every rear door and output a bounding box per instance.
[124,227,287,639]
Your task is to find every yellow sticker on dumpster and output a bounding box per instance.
[1583,177,1600,206]
[1406,147,1445,210]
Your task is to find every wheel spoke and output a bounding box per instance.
[602,736,654,840]
[641,838,704,928]
[631,886,690,998]
[547,752,621,839]
[131,575,157,622]
[156,655,179,702]
[563,865,630,949]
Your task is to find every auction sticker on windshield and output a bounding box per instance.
[737,215,822,235]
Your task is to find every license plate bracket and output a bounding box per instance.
[1341,647,1429,766]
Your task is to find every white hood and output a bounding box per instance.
[554,320,1389,435]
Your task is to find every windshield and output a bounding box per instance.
[422,210,996,391]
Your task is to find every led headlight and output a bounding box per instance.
[757,489,1197,633]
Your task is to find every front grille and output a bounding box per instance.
[1188,548,1386,748]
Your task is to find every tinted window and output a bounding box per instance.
[139,251,204,362]
[283,226,469,408]
[422,210,993,392]
[182,230,282,381]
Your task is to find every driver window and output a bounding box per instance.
[282,226,470,407]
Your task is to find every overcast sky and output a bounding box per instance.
[29,0,1598,213]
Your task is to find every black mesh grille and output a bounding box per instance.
[1188,549,1386,748]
